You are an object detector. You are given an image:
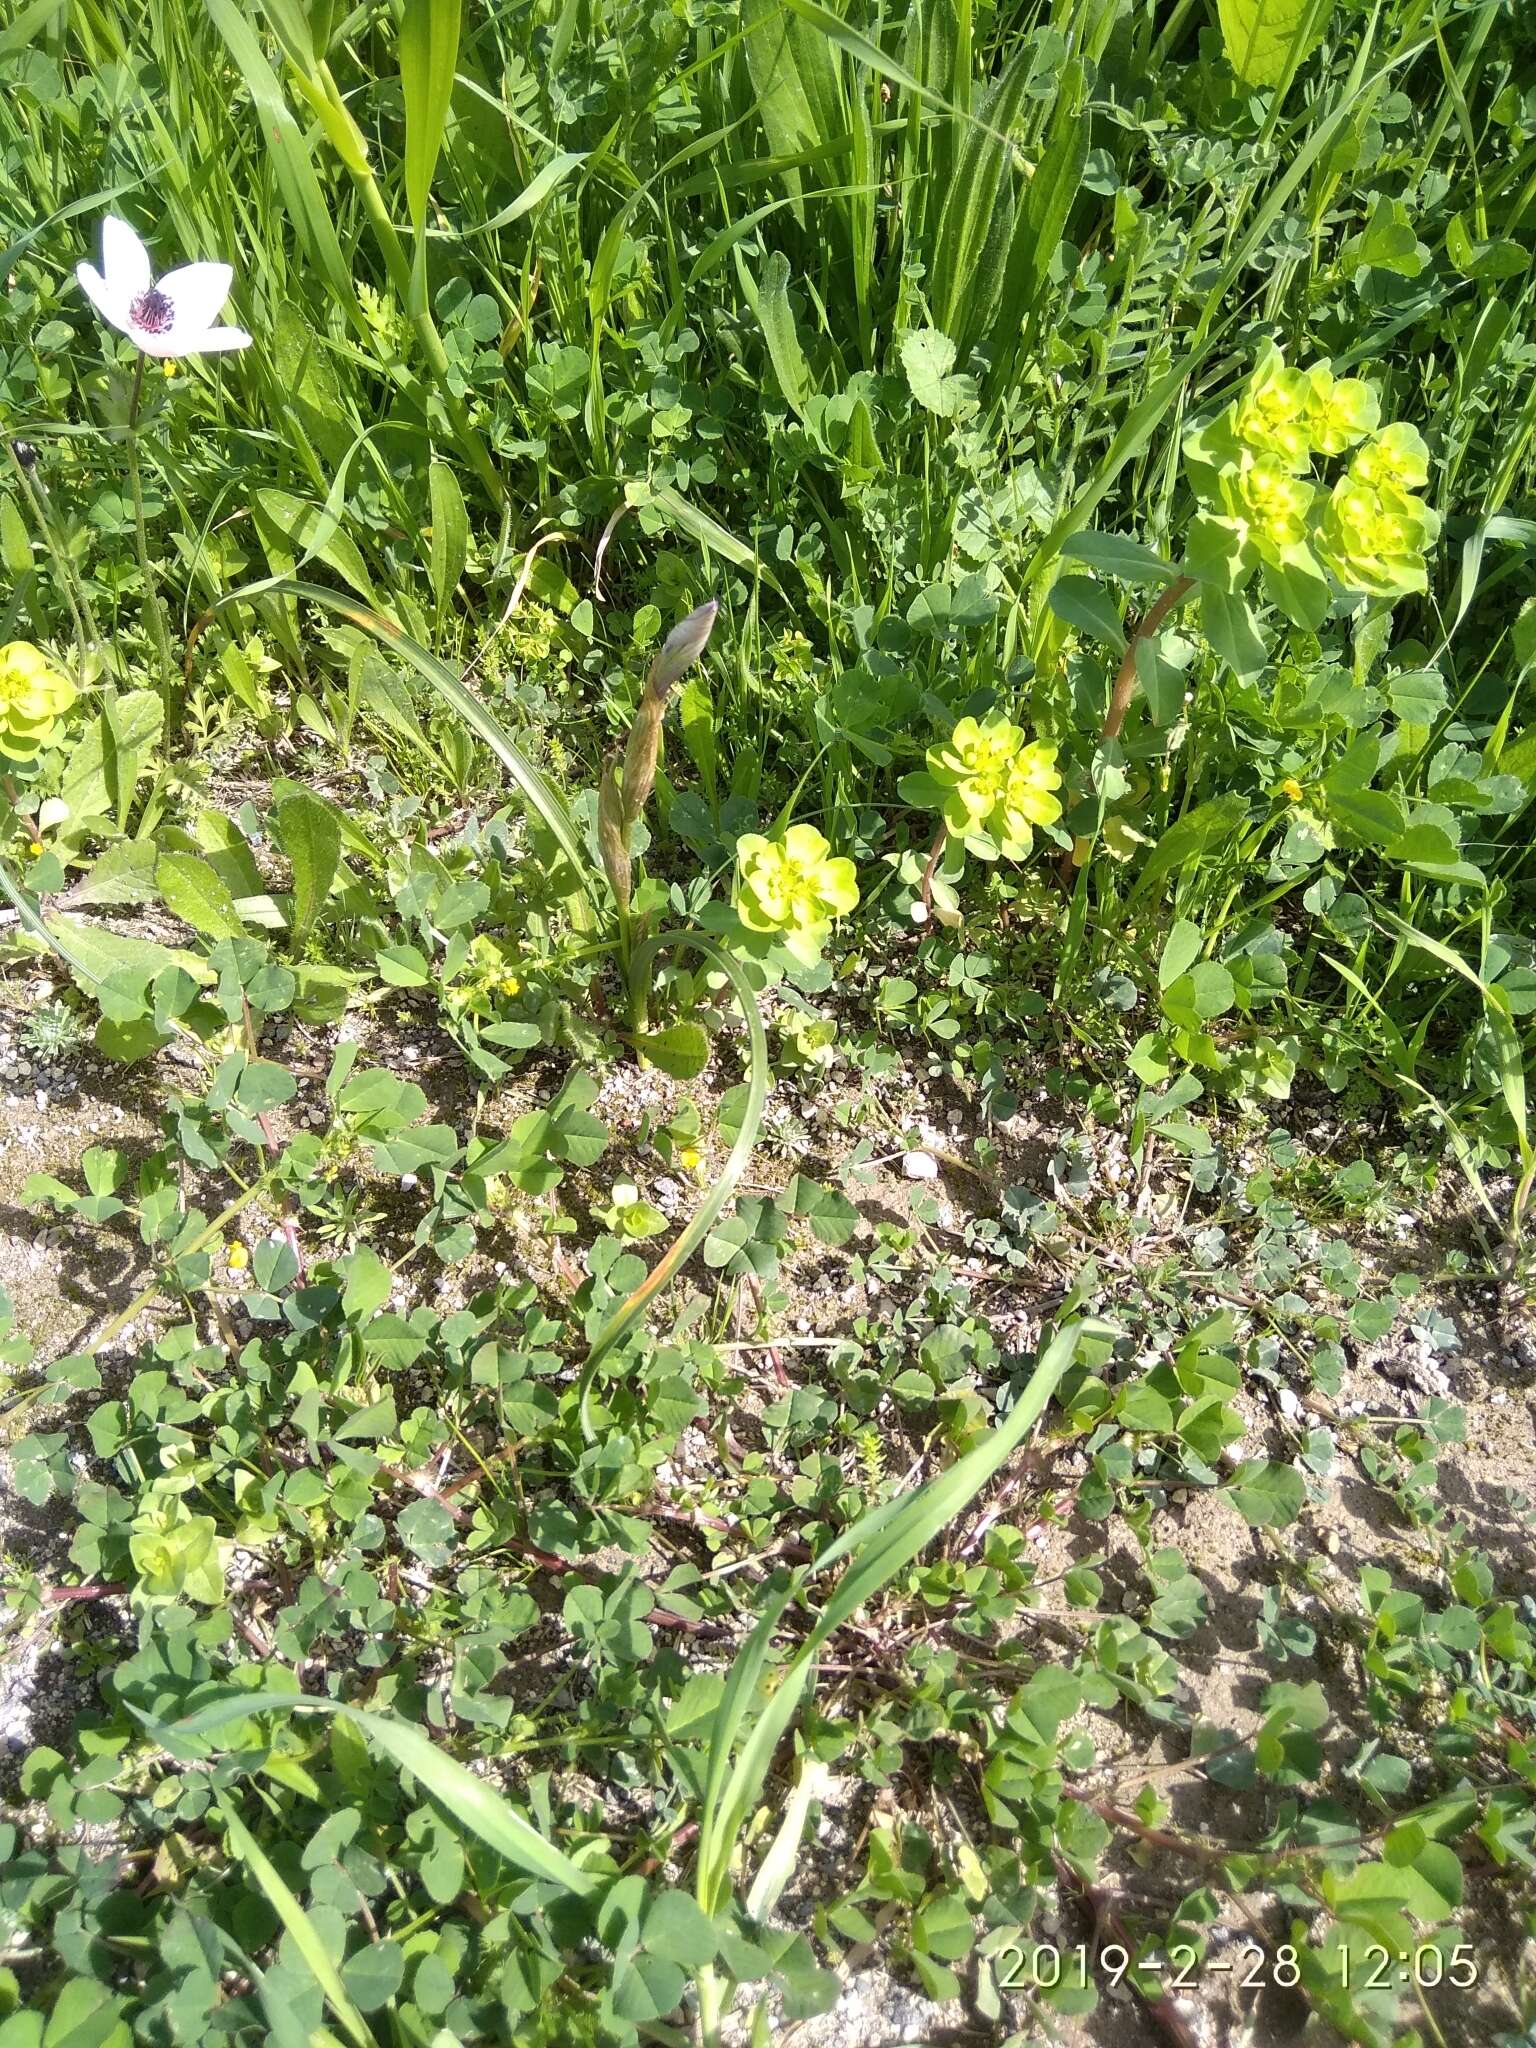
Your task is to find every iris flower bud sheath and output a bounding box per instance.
[619,599,717,834]
[597,760,631,914]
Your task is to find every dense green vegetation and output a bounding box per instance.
[1,0,1535,2041]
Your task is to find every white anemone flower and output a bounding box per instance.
[76,216,251,359]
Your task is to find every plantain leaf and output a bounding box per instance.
[273,789,342,940]
[156,852,247,941]
[427,461,468,627]
[1215,0,1334,87]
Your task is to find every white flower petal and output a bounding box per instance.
[98,216,152,298]
[157,261,234,335]
[178,326,252,356]
[75,262,135,336]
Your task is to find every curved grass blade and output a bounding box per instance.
[154,1695,600,1895]
[203,0,365,336]
[692,1315,1092,1917]
[576,930,769,1440]
[215,1794,378,2048]
[195,577,598,915]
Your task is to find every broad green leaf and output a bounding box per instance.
[900,328,976,418]
[1226,1459,1305,1527]
[254,489,375,601]
[1215,0,1334,87]
[0,494,30,577]
[1061,531,1181,588]
[783,1174,860,1246]
[273,789,342,939]
[632,1021,711,1081]
[427,461,468,625]
[156,853,247,941]
[757,250,812,419]
[59,691,162,828]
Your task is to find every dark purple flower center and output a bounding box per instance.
[128,288,174,336]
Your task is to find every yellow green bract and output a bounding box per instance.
[1231,349,1312,470]
[1316,474,1440,599]
[1222,458,1316,565]
[1186,349,1437,606]
[735,823,859,966]
[1352,421,1431,493]
[1302,365,1380,456]
[0,642,77,759]
[926,713,1062,859]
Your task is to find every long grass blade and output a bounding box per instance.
[203,0,364,333]
[215,1794,378,2048]
[158,1696,601,1895]
[400,0,462,237]
[196,577,598,913]
[693,1315,1092,1914]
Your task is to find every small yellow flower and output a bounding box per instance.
[498,975,521,996]
[927,713,1061,859]
[27,840,43,857]
[162,360,179,378]
[677,1144,703,1175]
[1302,364,1380,456]
[227,1241,250,1272]
[1231,348,1312,471]
[1351,421,1431,494]
[1280,778,1304,803]
[735,823,860,967]
[0,643,77,760]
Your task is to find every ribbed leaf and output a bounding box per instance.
[427,461,468,626]
[273,789,342,940]
[743,0,846,217]
[400,0,462,235]
[989,56,1087,380]
[757,250,812,418]
[930,37,1036,347]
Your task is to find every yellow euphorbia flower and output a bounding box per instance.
[1225,458,1315,563]
[1302,365,1380,456]
[1316,474,1439,598]
[735,823,859,966]
[1351,421,1431,494]
[1231,348,1312,471]
[926,713,1061,858]
[0,643,76,760]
